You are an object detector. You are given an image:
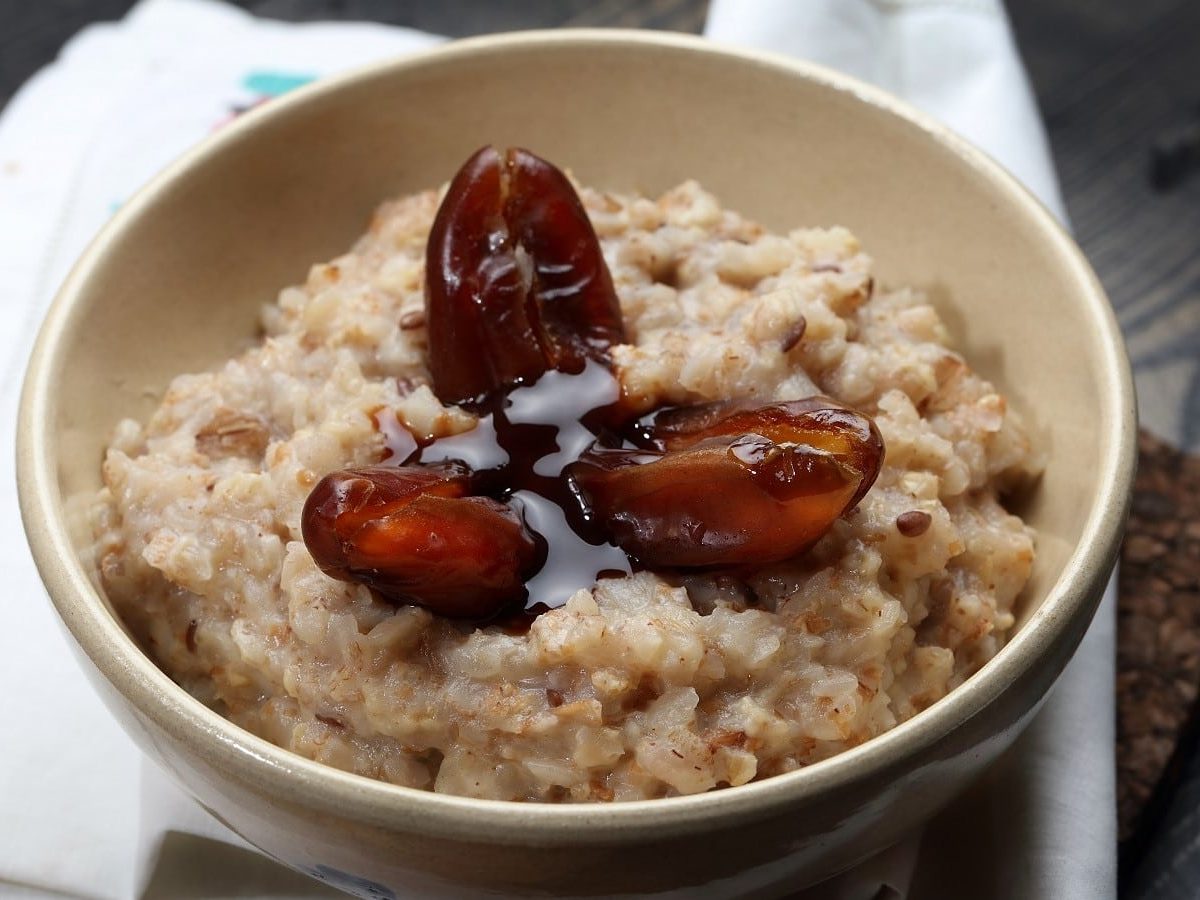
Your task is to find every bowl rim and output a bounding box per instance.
[17,27,1135,845]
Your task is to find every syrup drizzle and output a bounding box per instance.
[378,360,633,615]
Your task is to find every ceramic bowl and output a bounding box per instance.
[17,30,1134,898]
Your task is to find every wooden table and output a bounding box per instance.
[4,1,1199,896]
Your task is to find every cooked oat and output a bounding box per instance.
[92,180,1036,801]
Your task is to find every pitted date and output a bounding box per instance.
[424,146,626,407]
[301,463,544,619]
[569,399,884,568]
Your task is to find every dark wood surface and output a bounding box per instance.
[1008,0,1200,452]
[3,1,1199,896]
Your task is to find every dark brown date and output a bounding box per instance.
[569,399,884,568]
[424,146,626,406]
[301,463,544,619]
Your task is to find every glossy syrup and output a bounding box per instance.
[378,360,633,618]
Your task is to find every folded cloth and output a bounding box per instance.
[0,0,1116,897]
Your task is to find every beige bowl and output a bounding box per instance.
[17,30,1134,898]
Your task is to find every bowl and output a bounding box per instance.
[16,29,1134,898]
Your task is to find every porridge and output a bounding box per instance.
[93,148,1036,802]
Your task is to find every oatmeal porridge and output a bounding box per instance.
[93,148,1036,802]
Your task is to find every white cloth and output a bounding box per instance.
[0,1,1115,897]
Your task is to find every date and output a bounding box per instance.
[424,146,626,407]
[301,463,544,619]
[569,399,884,568]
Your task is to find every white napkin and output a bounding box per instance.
[0,1,1116,897]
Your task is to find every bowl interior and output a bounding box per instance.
[28,31,1129,816]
